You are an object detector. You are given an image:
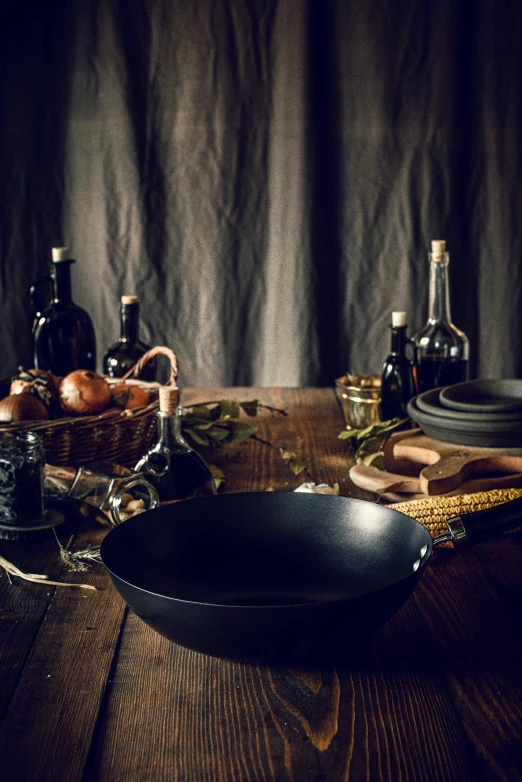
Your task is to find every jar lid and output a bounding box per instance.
[158,386,180,415]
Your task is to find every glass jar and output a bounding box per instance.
[0,431,46,526]
[68,461,160,526]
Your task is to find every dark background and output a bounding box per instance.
[1,0,521,387]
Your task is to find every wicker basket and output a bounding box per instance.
[0,347,178,469]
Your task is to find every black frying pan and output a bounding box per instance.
[100,492,522,664]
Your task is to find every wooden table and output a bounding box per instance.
[1,387,522,781]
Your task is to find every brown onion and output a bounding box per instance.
[110,383,150,410]
[59,370,111,416]
[0,393,49,422]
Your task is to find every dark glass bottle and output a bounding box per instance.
[103,296,156,381]
[380,312,418,420]
[31,247,96,375]
[412,240,469,393]
[135,386,217,501]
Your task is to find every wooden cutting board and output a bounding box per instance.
[349,428,522,497]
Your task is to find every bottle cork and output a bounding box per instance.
[431,240,446,260]
[158,386,180,415]
[121,295,139,305]
[391,311,407,328]
[51,247,70,262]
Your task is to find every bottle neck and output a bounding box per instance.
[156,406,189,450]
[428,257,452,324]
[120,303,140,343]
[390,325,408,355]
[52,261,73,304]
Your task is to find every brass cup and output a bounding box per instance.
[335,374,382,430]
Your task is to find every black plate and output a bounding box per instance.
[415,388,522,422]
[439,379,522,413]
[407,397,522,447]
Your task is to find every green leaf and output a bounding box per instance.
[332,482,340,495]
[220,399,241,420]
[189,405,214,420]
[362,451,385,469]
[289,458,307,476]
[192,421,217,431]
[205,425,230,443]
[184,428,211,447]
[240,399,259,417]
[226,421,258,443]
[209,465,225,490]
[339,428,361,440]
[355,435,382,460]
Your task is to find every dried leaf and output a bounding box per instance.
[189,405,214,420]
[240,399,259,417]
[209,465,226,490]
[362,451,385,469]
[220,399,241,420]
[184,428,211,447]
[206,425,230,442]
[226,421,258,443]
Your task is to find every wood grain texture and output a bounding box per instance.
[85,390,479,782]
[0,525,125,782]
[1,388,521,781]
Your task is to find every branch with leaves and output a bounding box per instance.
[338,417,410,468]
[181,399,311,486]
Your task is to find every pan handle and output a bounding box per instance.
[443,495,522,547]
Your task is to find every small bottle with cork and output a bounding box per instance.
[135,386,217,501]
[380,311,418,420]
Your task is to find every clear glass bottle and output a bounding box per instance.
[380,312,418,420]
[412,240,469,393]
[103,295,156,381]
[31,247,96,375]
[134,386,217,501]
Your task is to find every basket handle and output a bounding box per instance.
[121,346,179,387]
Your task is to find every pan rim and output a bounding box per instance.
[100,492,434,610]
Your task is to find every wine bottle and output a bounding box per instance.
[134,386,217,501]
[412,240,469,393]
[103,295,156,381]
[31,247,96,375]
[380,311,418,420]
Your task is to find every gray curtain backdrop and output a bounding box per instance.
[1,0,521,386]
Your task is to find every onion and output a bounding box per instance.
[0,393,49,422]
[111,383,150,410]
[59,370,111,416]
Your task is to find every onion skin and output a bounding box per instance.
[59,370,111,416]
[0,394,49,422]
[111,383,150,410]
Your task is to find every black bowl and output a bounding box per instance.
[439,379,522,413]
[407,397,522,447]
[415,388,522,422]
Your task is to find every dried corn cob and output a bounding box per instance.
[390,488,522,539]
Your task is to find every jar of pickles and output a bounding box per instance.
[0,431,46,526]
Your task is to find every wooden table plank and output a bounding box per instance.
[85,389,480,781]
[1,388,521,781]
[413,542,522,781]
[0,525,125,782]
[0,539,62,721]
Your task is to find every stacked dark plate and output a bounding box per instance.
[407,379,522,447]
